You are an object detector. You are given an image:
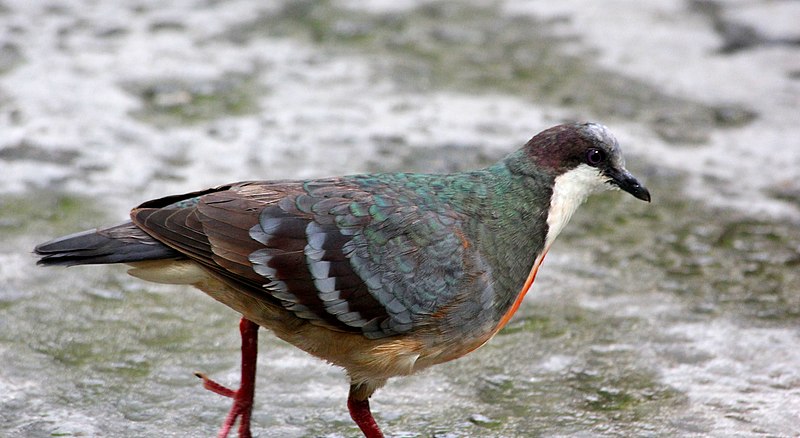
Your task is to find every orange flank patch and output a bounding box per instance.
[454,228,470,249]
[494,249,548,333]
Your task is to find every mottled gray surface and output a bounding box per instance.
[1,0,799,437]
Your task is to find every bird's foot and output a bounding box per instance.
[195,372,253,438]
[196,317,259,438]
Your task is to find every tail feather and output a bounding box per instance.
[35,222,182,266]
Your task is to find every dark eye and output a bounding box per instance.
[586,148,606,166]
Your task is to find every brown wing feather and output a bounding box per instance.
[195,187,284,283]
[131,182,362,332]
[134,208,216,262]
[197,184,357,330]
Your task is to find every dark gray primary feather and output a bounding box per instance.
[34,222,182,266]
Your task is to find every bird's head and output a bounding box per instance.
[517,122,651,202]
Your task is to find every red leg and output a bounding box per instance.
[347,389,384,438]
[195,317,259,438]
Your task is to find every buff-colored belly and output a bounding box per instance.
[126,259,444,389]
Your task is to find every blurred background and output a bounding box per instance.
[1,0,799,436]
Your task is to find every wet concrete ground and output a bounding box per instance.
[1,1,799,437]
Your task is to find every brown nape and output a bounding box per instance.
[523,123,593,173]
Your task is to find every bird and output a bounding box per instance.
[34,122,650,438]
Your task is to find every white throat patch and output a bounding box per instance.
[544,164,611,249]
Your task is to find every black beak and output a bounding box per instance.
[606,168,651,202]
